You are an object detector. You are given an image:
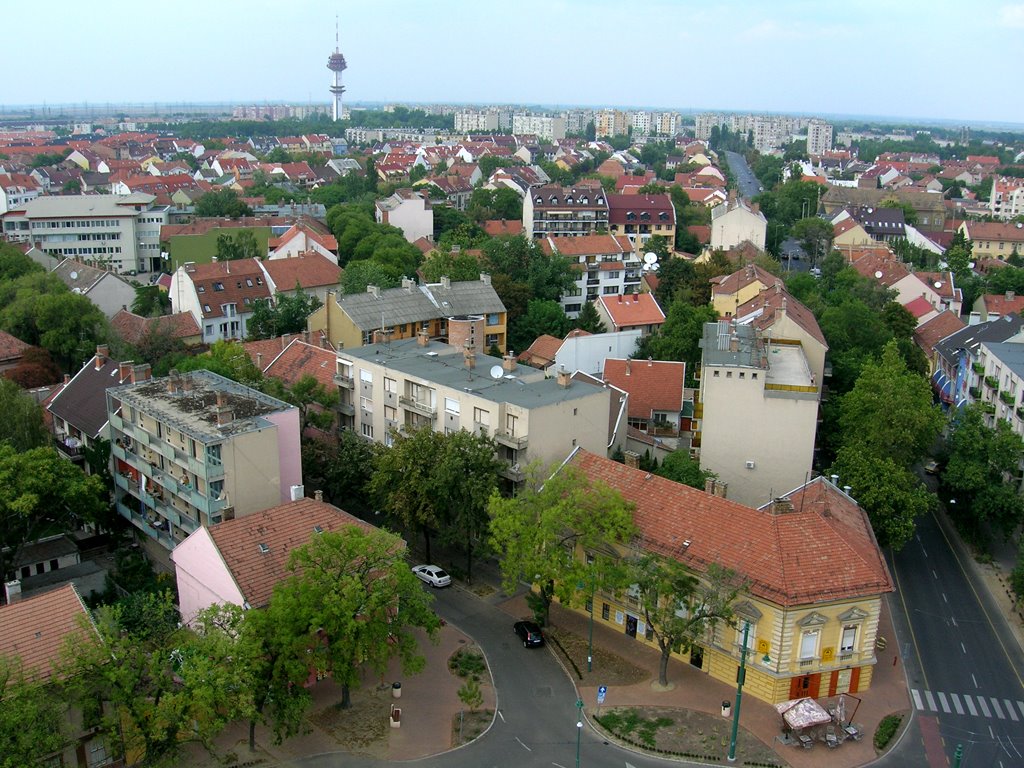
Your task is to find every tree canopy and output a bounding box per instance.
[195,189,253,218]
[246,289,323,340]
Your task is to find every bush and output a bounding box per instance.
[874,714,903,750]
[448,648,486,680]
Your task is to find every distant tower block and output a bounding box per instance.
[327,21,347,122]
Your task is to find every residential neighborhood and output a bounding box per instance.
[2,4,1024,768]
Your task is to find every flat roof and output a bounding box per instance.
[18,193,156,218]
[108,369,295,442]
[702,321,812,387]
[340,338,607,408]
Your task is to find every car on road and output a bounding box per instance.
[411,564,452,588]
[924,460,940,475]
[513,620,544,647]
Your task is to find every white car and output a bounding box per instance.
[411,564,452,588]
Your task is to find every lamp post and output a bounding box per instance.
[575,698,584,768]
[588,576,596,673]
[727,622,751,762]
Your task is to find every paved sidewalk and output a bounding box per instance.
[498,591,910,768]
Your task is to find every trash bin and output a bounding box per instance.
[721,701,731,717]
[392,682,402,699]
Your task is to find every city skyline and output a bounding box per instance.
[5,0,1024,126]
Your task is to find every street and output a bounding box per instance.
[723,150,761,200]
[888,506,1024,767]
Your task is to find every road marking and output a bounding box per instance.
[925,690,937,711]
[951,694,964,715]
[938,692,951,713]
[1006,700,1019,721]
[952,615,958,628]
[933,569,939,579]
[966,696,978,716]
[1018,701,1024,719]
[943,593,948,603]
[973,673,979,688]
[553,763,566,768]
[498,710,505,723]
[912,689,924,709]
[978,697,992,717]
[990,724,996,738]
[515,737,532,751]
[992,698,1006,719]
[891,553,930,692]
[961,642,967,654]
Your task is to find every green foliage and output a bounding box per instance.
[421,251,483,283]
[483,235,575,303]
[750,154,784,191]
[214,229,261,261]
[873,714,903,750]
[170,340,264,387]
[489,465,636,625]
[195,189,253,218]
[0,378,49,452]
[880,198,918,226]
[596,709,675,748]
[510,299,572,353]
[30,150,69,167]
[131,284,171,317]
[246,288,324,340]
[655,450,715,490]
[573,301,607,334]
[790,217,833,263]
[301,430,379,515]
[457,678,484,710]
[634,302,718,386]
[342,259,401,294]
[326,203,422,279]
[753,177,827,244]
[3,346,62,389]
[468,187,523,222]
[448,648,486,679]
[261,374,338,432]
[1011,539,1024,600]
[0,657,70,768]
[0,241,44,281]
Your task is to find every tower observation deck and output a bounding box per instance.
[327,25,347,122]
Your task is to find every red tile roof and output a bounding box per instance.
[914,271,959,303]
[517,334,562,367]
[903,295,936,319]
[482,219,524,237]
[110,309,201,346]
[981,292,1024,316]
[606,194,675,227]
[598,293,666,329]
[603,358,684,419]
[913,310,966,356]
[734,284,828,348]
[0,329,31,363]
[0,584,96,682]
[263,339,336,388]
[537,233,632,258]
[183,259,272,319]
[711,264,780,299]
[964,221,1024,244]
[850,251,911,287]
[268,221,338,253]
[206,498,379,608]
[261,252,341,292]
[568,450,893,607]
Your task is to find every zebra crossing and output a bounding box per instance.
[911,689,1024,721]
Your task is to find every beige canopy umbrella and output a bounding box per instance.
[775,697,832,730]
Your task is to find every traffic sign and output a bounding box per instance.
[597,685,607,704]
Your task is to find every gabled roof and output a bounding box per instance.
[0,583,96,682]
[567,450,893,607]
[181,259,272,320]
[934,314,1024,363]
[517,334,562,367]
[850,251,911,287]
[734,284,828,348]
[598,293,666,328]
[606,194,675,226]
[711,264,780,299]
[47,352,129,438]
[206,498,378,609]
[913,310,966,357]
[602,358,684,418]
[537,233,632,258]
[903,295,936,319]
[0,329,30,363]
[963,221,1024,244]
[338,277,505,332]
[268,221,338,253]
[260,251,341,292]
[262,339,336,389]
[980,292,1024,316]
[915,271,960,303]
[482,219,524,237]
[51,258,131,295]
[110,309,201,347]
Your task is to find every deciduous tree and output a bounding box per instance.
[0,657,70,768]
[654,450,715,490]
[573,301,607,334]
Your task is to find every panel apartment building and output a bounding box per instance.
[334,335,617,482]
[108,370,302,556]
[1,192,169,274]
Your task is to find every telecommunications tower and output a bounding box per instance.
[327,19,347,121]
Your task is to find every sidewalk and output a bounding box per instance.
[498,590,909,768]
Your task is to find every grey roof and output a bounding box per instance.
[933,314,1024,365]
[18,192,155,218]
[48,355,126,439]
[981,341,1024,379]
[339,278,506,332]
[700,321,761,367]
[341,338,606,408]
[14,535,78,567]
[51,258,131,295]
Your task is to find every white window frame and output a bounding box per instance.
[799,629,819,660]
[840,625,858,653]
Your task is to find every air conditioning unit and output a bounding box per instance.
[745,460,756,470]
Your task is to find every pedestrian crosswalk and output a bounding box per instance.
[912,688,1024,721]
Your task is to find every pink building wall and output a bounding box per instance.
[264,408,303,503]
[170,528,246,625]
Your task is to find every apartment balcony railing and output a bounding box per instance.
[333,372,354,388]
[54,436,85,461]
[399,395,436,418]
[494,430,528,450]
[1000,390,1016,405]
[969,386,981,399]
[985,375,999,389]
[498,462,526,483]
[337,401,356,416]
[972,362,986,375]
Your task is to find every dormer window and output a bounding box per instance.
[246,278,253,287]
[626,212,636,220]
[197,285,206,293]
[535,196,542,204]
[203,304,211,313]
[566,197,574,205]
[256,277,263,285]
[581,196,588,204]
[213,282,225,291]
[640,212,650,220]
[659,211,669,220]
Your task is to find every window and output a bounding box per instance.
[840,625,857,652]
[603,286,618,294]
[713,370,720,377]
[198,285,205,293]
[799,630,819,659]
[602,603,610,621]
[360,369,373,383]
[487,313,501,325]
[737,620,756,650]
[360,396,373,413]
[361,423,374,438]
[213,282,225,291]
[444,397,460,415]
[384,405,397,422]
[473,407,490,427]
[726,371,732,378]
[246,278,253,287]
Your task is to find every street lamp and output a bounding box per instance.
[575,698,584,768]
[588,580,595,672]
[727,621,751,762]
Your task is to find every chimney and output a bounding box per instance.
[303,329,311,344]
[729,333,739,353]
[319,332,330,349]
[441,276,451,289]
[314,489,324,502]
[647,356,653,367]
[617,294,623,303]
[289,484,305,501]
[623,450,640,469]
[373,329,387,344]
[751,201,760,214]
[256,352,263,369]
[181,373,193,393]
[463,343,476,370]
[704,477,716,495]
[480,273,491,286]
[95,344,109,370]
[367,284,381,299]
[830,473,839,485]
[769,498,794,515]
[502,351,517,372]
[215,391,234,426]
[118,360,133,383]
[1007,291,1015,301]
[556,366,572,389]
[167,369,180,394]
[417,329,430,347]
[843,485,852,495]
[402,277,415,292]
[4,580,21,604]
[131,363,151,383]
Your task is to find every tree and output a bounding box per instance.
[131,284,171,317]
[246,289,323,340]
[634,302,718,386]
[171,340,263,387]
[829,445,933,550]
[651,257,697,305]
[0,378,49,451]
[510,299,572,353]
[214,230,261,261]
[629,559,740,686]
[489,465,636,626]
[301,430,379,514]
[0,657,70,768]
[3,347,62,389]
[421,251,482,283]
[270,527,440,709]
[457,677,484,710]
[880,198,918,226]
[0,445,108,589]
[261,374,338,432]
[838,340,943,468]
[482,235,575,303]
[341,259,401,294]
[64,592,256,767]
[573,301,607,334]
[195,189,253,218]
[791,217,833,265]
[655,450,715,490]
[467,187,523,222]
[0,241,43,281]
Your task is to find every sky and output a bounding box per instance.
[4,0,1024,126]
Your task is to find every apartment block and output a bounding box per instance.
[0,192,169,274]
[606,193,676,246]
[990,178,1024,220]
[454,109,499,133]
[537,234,640,315]
[107,370,302,554]
[523,183,608,238]
[512,114,566,141]
[595,110,630,137]
[806,119,834,156]
[334,336,615,482]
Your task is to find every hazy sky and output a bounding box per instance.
[5,0,1024,125]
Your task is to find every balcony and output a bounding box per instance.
[972,361,986,375]
[399,395,436,418]
[333,372,354,388]
[494,430,528,450]
[969,386,981,399]
[981,402,997,415]
[54,436,85,462]
[1000,390,1016,405]
[338,401,356,416]
[498,462,526,483]
[985,375,999,389]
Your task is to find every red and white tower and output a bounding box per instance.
[327,21,347,122]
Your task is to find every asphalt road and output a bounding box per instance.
[889,505,1024,767]
[723,150,762,200]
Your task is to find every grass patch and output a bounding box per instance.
[595,708,674,747]
[874,713,903,750]
[448,647,486,680]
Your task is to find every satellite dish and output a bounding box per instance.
[874,270,883,279]
[934,281,943,289]
[70,271,78,279]
[643,252,658,265]
[489,365,503,380]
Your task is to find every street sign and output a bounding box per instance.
[597,685,607,704]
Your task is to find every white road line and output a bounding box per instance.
[925,690,937,711]
[992,698,1006,719]
[973,673,980,688]
[990,724,996,738]
[553,763,567,768]
[1006,700,1019,721]
[498,710,505,723]
[912,689,924,709]
[943,593,948,603]
[961,642,967,654]
[933,569,939,579]
[516,737,532,751]
[979,697,992,718]
[1017,701,1024,719]
[952,615,958,628]
[966,696,978,716]
[952,694,964,715]
[938,692,951,713]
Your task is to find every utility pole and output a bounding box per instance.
[727,622,750,762]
